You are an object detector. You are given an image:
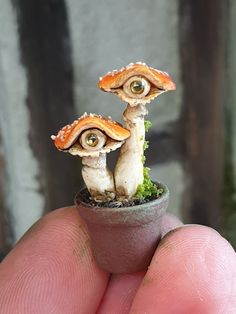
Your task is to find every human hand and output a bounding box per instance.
[0,207,235,314]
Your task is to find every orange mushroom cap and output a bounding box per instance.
[98,62,176,92]
[51,113,130,150]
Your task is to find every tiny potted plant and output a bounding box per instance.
[52,62,176,274]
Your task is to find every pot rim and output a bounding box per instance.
[75,181,169,226]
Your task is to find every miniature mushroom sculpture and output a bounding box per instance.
[98,62,176,199]
[51,113,130,202]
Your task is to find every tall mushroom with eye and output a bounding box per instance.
[98,62,176,199]
[51,114,130,202]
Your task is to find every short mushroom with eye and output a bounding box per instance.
[51,113,130,201]
[98,62,176,199]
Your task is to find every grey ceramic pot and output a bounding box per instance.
[75,182,169,274]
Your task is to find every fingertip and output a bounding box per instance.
[0,206,109,313]
[97,272,145,314]
[131,225,236,314]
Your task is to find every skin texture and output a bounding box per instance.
[0,207,236,314]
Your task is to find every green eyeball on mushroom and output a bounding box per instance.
[123,76,151,98]
[80,129,107,151]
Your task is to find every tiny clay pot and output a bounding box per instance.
[75,182,169,274]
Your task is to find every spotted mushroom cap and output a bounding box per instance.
[51,113,130,157]
[98,62,176,106]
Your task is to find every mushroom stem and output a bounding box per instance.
[115,104,148,199]
[82,154,115,201]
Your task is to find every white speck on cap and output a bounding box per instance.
[136,61,147,66]
[80,112,88,119]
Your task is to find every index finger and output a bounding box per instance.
[0,207,109,314]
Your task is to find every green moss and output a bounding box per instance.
[143,140,149,151]
[135,120,163,199]
[135,167,163,199]
[144,120,152,132]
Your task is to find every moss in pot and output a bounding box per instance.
[52,62,176,274]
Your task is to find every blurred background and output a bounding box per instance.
[0,0,235,258]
